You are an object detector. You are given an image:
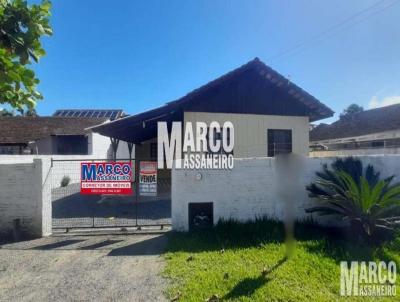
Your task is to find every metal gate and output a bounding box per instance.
[50,158,171,231]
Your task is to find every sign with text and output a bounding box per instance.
[139,161,157,196]
[80,162,133,195]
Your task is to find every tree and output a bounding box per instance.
[0,0,52,113]
[306,157,400,241]
[340,103,364,119]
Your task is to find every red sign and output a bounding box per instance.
[80,162,133,195]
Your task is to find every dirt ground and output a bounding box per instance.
[0,234,168,302]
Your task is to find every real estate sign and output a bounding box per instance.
[139,161,157,196]
[80,162,133,195]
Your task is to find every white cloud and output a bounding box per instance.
[369,95,400,109]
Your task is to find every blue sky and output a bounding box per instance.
[33,0,400,123]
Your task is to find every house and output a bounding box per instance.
[310,103,400,157]
[0,109,130,158]
[89,58,333,230]
[91,57,333,172]
[91,58,333,158]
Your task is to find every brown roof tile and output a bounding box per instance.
[0,117,107,144]
[310,103,400,141]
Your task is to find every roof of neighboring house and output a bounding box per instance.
[91,58,334,143]
[0,117,107,145]
[310,103,400,142]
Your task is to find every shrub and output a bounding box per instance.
[306,157,400,241]
[60,175,70,187]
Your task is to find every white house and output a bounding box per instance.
[90,58,334,230]
[0,110,131,159]
[310,104,400,157]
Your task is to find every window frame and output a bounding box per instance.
[267,129,292,157]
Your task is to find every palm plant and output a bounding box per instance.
[306,157,400,238]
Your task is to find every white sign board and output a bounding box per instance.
[139,161,157,196]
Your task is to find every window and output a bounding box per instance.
[267,129,292,157]
[56,135,88,155]
[371,141,384,148]
[188,202,213,231]
[150,143,157,159]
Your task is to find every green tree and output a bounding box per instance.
[0,0,52,113]
[339,103,364,119]
[306,157,400,241]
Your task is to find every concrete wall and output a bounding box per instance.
[184,112,310,157]
[0,150,135,238]
[172,155,400,231]
[0,158,51,238]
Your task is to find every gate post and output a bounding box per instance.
[135,159,139,228]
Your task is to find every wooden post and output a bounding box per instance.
[110,137,119,161]
[127,142,134,162]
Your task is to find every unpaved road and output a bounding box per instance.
[0,234,168,302]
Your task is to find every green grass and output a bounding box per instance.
[163,219,400,302]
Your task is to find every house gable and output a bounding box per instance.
[91,58,334,143]
[182,66,313,118]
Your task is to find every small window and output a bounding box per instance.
[56,135,88,155]
[150,143,157,159]
[371,141,384,148]
[189,202,213,231]
[268,129,292,157]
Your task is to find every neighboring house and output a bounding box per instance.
[91,57,333,163]
[0,109,131,158]
[310,103,400,156]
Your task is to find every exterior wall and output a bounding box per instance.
[135,138,157,160]
[172,155,400,231]
[0,158,51,238]
[30,136,54,154]
[184,112,309,157]
[310,130,400,157]
[11,132,133,158]
[90,132,133,159]
[310,148,400,157]
[313,129,400,145]
[89,132,111,158]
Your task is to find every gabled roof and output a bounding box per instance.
[0,117,107,145]
[92,58,334,142]
[310,103,400,142]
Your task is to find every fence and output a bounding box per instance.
[50,158,171,230]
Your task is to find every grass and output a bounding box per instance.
[163,219,400,302]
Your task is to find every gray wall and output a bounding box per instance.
[172,155,400,231]
[0,158,51,238]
